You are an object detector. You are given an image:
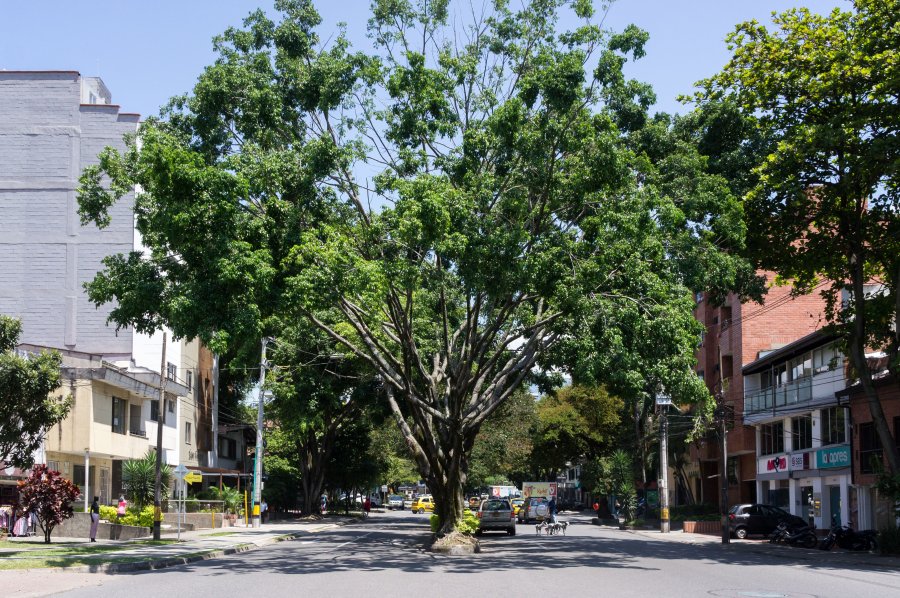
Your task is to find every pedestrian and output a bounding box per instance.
[363,496,371,518]
[260,499,268,523]
[548,496,557,524]
[320,495,327,516]
[116,495,127,523]
[89,496,100,542]
[593,501,600,517]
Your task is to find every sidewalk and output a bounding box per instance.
[0,516,359,574]
[624,526,900,569]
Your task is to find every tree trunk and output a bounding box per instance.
[849,262,900,473]
[43,523,52,544]
[428,444,469,536]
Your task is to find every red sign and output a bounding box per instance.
[766,456,787,472]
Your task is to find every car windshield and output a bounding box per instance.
[483,500,510,511]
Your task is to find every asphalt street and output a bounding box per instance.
[49,510,900,598]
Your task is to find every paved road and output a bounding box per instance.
[50,510,900,598]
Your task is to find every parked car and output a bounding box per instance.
[728,504,806,539]
[476,498,516,536]
[411,495,435,514]
[403,497,414,510]
[386,495,405,510]
[517,497,549,523]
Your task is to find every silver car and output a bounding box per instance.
[476,499,516,536]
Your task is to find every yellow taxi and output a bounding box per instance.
[510,498,525,517]
[410,495,434,514]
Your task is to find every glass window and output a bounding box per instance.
[185,422,192,445]
[167,398,175,413]
[186,370,193,393]
[129,404,143,436]
[111,397,126,434]
[859,422,882,474]
[150,400,160,423]
[822,407,846,445]
[793,415,812,451]
[760,421,785,456]
[166,362,177,381]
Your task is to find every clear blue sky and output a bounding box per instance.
[1,0,846,119]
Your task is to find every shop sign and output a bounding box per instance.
[758,455,788,474]
[816,445,850,469]
[790,453,809,471]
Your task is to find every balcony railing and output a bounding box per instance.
[129,425,147,438]
[744,377,813,416]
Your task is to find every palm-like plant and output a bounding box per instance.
[122,450,171,512]
[210,486,242,515]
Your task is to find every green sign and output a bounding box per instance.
[816,445,850,469]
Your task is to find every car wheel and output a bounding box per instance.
[508,527,516,536]
[734,527,748,540]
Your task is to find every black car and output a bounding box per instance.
[728,504,806,539]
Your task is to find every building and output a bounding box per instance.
[0,72,213,504]
[690,276,827,507]
[742,330,850,529]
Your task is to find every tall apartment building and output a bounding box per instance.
[0,72,213,504]
[690,275,827,507]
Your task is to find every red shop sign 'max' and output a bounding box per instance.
[766,456,788,472]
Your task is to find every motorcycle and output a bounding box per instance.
[819,521,877,551]
[769,521,818,549]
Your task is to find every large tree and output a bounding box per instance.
[0,316,71,468]
[696,0,900,471]
[77,0,751,534]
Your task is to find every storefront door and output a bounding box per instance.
[828,485,841,526]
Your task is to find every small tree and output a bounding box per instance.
[122,451,171,512]
[17,464,80,543]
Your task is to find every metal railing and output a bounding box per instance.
[744,377,813,416]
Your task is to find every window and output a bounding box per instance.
[166,362,177,381]
[760,421,785,456]
[813,344,838,373]
[186,370,193,393]
[47,460,60,473]
[722,355,734,380]
[727,456,738,485]
[111,397,126,434]
[858,422,882,474]
[150,400,161,423]
[793,415,812,451]
[167,398,175,414]
[822,407,846,445]
[185,422,192,445]
[218,437,237,460]
[129,404,143,436]
[721,305,733,328]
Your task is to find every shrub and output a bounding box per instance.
[430,510,479,535]
[99,505,117,521]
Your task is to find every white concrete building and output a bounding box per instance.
[743,330,851,529]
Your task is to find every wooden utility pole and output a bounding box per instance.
[153,332,167,541]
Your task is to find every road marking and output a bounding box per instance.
[327,531,376,552]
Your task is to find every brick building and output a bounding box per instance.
[690,275,827,507]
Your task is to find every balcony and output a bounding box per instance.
[129,425,147,438]
[744,377,812,416]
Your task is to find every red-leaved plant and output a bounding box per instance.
[18,464,80,543]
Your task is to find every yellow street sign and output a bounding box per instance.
[184,472,203,484]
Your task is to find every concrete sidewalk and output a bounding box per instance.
[624,526,900,569]
[1,516,360,574]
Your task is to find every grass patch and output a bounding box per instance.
[0,539,177,558]
[0,555,148,570]
[201,531,238,537]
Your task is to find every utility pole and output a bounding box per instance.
[718,404,730,545]
[251,337,270,528]
[659,406,670,533]
[153,332,167,541]
[656,393,672,533]
[211,353,219,468]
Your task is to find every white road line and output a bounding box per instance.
[327,530,376,552]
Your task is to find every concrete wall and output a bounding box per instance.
[53,512,149,540]
[162,512,223,530]
[0,71,139,355]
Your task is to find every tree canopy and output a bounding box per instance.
[77,0,754,533]
[695,0,900,471]
[0,316,71,469]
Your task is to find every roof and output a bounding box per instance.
[742,329,839,376]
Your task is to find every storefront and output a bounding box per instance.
[756,445,850,530]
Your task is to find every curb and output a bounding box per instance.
[17,520,354,575]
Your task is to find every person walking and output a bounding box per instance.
[89,497,100,542]
[260,499,268,524]
[547,496,557,524]
[363,496,371,518]
[116,495,127,522]
[320,495,327,515]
